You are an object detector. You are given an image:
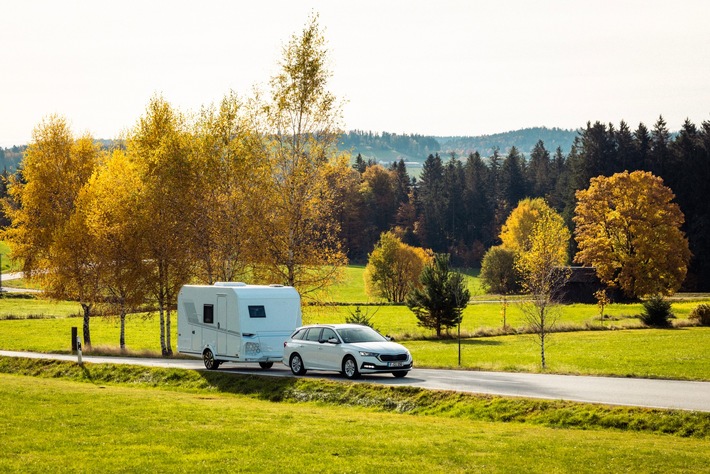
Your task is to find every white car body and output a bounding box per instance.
[283,324,413,379]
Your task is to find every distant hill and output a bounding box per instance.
[1,128,579,173]
[339,127,579,165]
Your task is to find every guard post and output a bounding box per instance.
[71,327,78,354]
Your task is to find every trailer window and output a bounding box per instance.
[203,304,214,324]
[248,305,266,318]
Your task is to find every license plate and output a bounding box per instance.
[388,361,404,367]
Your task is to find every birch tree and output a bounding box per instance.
[128,97,195,355]
[254,14,348,295]
[2,117,101,346]
[81,150,147,350]
[515,210,570,369]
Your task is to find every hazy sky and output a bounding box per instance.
[2,0,709,147]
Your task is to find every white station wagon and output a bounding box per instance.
[283,324,413,379]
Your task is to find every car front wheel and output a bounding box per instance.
[290,353,307,375]
[342,356,360,379]
[392,371,408,378]
[259,362,274,369]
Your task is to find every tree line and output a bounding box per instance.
[342,116,710,291]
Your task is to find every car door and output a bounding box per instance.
[316,327,342,371]
[300,327,323,369]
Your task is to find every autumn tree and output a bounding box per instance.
[128,97,195,355]
[573,170,690,299]
[364,231,431,303]
[191,92,262,284]
[515,209,571,369]
[2,117,101,346]
[80,149,147,350]
[253,14,348,295]
[406,253,470,337]
[500,197,561,254]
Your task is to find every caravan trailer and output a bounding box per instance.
[177,283,301,370]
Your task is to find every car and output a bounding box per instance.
[283,323,413,379]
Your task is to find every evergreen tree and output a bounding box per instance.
[406,253,470,337]
[527,140,551,198]
[416,153,447,251]
[500,146,527,210]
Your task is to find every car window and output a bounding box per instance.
[305,328,322,342]
[291,329,306,340]
[321,328,338,342]
[337,327,387,343]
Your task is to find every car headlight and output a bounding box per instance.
[358,351,379,357]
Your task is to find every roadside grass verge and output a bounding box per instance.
[4,374,709,474]
[1,356,709,443]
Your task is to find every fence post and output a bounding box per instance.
[71,327,78,354]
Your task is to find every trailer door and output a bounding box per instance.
[216,294,227,355]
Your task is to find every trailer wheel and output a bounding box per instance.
[342,356,360,380]
[259,362,274,369]
[203,349,220,370]
[289,353,307,375]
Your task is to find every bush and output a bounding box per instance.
[640,296,674,327]
[345,306,378,332]
[689,304,710,326]
[480,246,521,294]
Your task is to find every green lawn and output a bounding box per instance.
[1,368,709,473]
[405,327,710,380]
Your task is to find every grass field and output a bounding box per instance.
[1,305,708,380]
[1,359,709,473]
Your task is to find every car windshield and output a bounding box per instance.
[336,326,387,344]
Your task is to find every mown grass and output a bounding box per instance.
[1,357,709,438]
[404,327,710,380]
[1,360,709,473]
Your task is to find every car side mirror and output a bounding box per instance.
[327,337,339,344]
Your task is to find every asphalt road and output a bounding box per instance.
[2,350,709,412]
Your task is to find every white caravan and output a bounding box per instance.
[177,283,301,370]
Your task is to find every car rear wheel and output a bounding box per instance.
[342,356,360,379]
[259,362,274,369]
[392,371,408,378]
[203,349,220,370]
[290,353,307,375]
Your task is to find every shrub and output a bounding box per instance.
[480,246,521,294]
[640,296,674,327]
[345,306,378,331]
[689,304,710,326]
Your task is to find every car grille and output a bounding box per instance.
[379,353,408,362]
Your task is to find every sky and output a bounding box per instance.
[2,0,709,148]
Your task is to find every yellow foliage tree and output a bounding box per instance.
[2,117,101,346]
[128,96,196,355]
[500,197,558,254]
[364,231,432,303]
[573,170,690,298]
[191,91,263,283]
[252,14,348,296]
[80,149,147,350]
[515,210,571,369]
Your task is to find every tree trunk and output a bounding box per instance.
[81,303,92,349]
[119,303,126,351]
[165,307,173,356]
[159,303,167,356]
